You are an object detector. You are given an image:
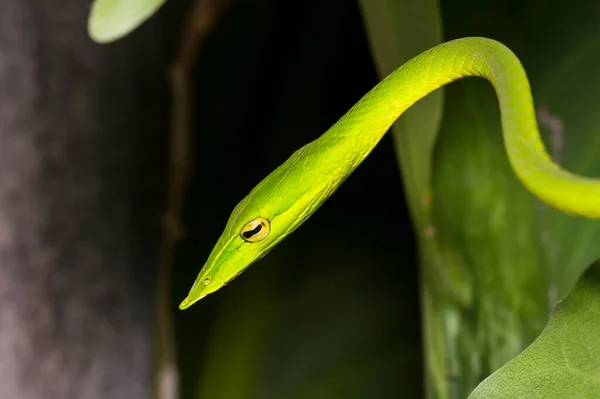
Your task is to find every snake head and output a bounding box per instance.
[178,209,276,309]
[179,145,320,310]
[178,198,276,309]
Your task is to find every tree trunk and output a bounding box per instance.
[0,1,182,398]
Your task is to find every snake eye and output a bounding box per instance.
[240,217,270,242]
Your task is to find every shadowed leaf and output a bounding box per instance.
[469,261,600,398]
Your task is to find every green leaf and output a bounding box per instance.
[88,0,167,43]
[469,261,600,398]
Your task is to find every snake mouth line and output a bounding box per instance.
[179,294,205,310]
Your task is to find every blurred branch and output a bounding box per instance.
[156,1,229,398]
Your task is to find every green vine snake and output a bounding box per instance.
[179,37,600,310]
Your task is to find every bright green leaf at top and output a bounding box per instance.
[88,0,167,43]
[469,261,600,398]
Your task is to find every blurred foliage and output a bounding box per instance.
[88,0,168,43]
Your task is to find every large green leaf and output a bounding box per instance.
[88,0,167,43]
[469,261,600,398]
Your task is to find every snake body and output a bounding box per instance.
[180,37,600,309]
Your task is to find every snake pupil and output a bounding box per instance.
[242,224,262,239]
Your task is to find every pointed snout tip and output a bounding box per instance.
[178,294,205,310]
